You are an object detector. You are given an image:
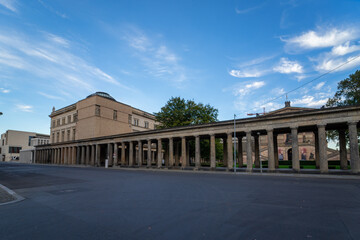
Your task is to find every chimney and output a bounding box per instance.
[285,101,291,108]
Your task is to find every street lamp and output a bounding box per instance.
[234,114,236,173]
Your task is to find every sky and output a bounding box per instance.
[0,0,360,135]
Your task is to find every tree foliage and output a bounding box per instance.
[325,70,360,107]
[154,97,219,129]
[324,70,360,144]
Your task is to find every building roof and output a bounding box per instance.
[265,101,316,116]
[86,92,116,101]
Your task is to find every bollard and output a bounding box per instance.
[105,159,108,168]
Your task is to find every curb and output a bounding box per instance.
[0,184,25,206]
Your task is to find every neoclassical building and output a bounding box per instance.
[49,92,158,143]
[36,101,360,174]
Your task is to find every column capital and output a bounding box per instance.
[290,125,298,130]
[348,121,358,126]
[317,123,326,128]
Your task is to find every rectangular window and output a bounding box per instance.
[61,131,65,142]
[9,146,22,153]
[52,134,55,143]
[145,121,149,129]
[73,129,76,140]
[128,114,132,124]
[134,118,139,126]
[113,110,117,120]
[56,132,59,142]
[67,130,70,141]
[52,120,55,127]
[28,136,35,146]
[57,119,60,126]
[73,113,78,122]
[95,105,100,116]
[68,115,71,123]
[62,117,65,125]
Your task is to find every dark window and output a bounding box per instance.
[28,136,35,146]
[9,146,22,153]
[68,115,71,123]
[73,113,78,122]
[145,121,149,129]
[62,117,65,125]
[113,110,117,120]
[128,114,132,124]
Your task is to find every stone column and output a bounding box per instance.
[195,135,201,169]
[210,134,216,169]
[274,134,279,168]
[63,147,68,165]
[90,145,95,166]
[86,145,90,165]
[147,140,152,167]
[339,129,348,170]
[76,146,81,165]
[121,142,126,166]
[157,139,162,168]
[238,136,243,167]
[169,138,174,167]
[254,135,260,168]
[175,141,180,166]
[96,144,101,167]
[246,131,252,171]
[164,142,169,167]
[72,146,76,164]
[68,147,72,165]
[181,136,187,168]
[61,147,64,165]
[57,148,61,164]
[138,141,142,167]
[267,129,275,171]
[227,132,233,169]
[81,146,85,165]
[108,143,113,166]
[113,143,118,167]
[222,137,227,167]
[348,121,360,173]
[129,141,134,166]
[291,127,300,172]
[314,131,320,169]
[317,124,328,173]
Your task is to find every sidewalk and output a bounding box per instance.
[0,184,24,205]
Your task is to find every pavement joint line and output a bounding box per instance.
[5,162,360,180]
[0,184,25,206]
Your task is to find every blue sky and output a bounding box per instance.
[1,0,360,135]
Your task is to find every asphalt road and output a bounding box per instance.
[1,163,360,240]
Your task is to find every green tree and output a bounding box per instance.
[324,70,360,144]
[154,97,218,129]
[325,70,360,108]
[155,97,221,163]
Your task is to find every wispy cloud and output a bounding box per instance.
[235,3,265,14]
[229,69,265,78]
[16,104,33,112]
[314,53,360,72]
[0,0,17,12]
[313,82,325,90]
[282,27,359,51]
[38,0,68,19]
[38,92,64,100]
[0,30,131,96]
[123,26,187,84]
[331,41,360,56]
[233,81,265,97]
[0,87,10,93]
[273,57,303,74]
[292,95,328,108]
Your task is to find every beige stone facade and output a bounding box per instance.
[0,130,49,162]
[36,104,360,174]
[49,92,158,143]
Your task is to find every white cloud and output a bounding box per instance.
[16,104,33,112]
[273,58,303,74]
[123,26,187,84]
[0,87,10,93]
[315,54,360,72]
[229,69,264,78]
[0,0,17,12]
[314,82,325,90]
[292,95,327,108]
[0,30,131,95]
[235,3,264,14]
[331,41,360,56]
[282,27,359,50]
[234,81,265,96]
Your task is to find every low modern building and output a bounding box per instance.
[0,130,49,162]
[49,92,158,144]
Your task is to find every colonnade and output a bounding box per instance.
[35,120,360,173]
